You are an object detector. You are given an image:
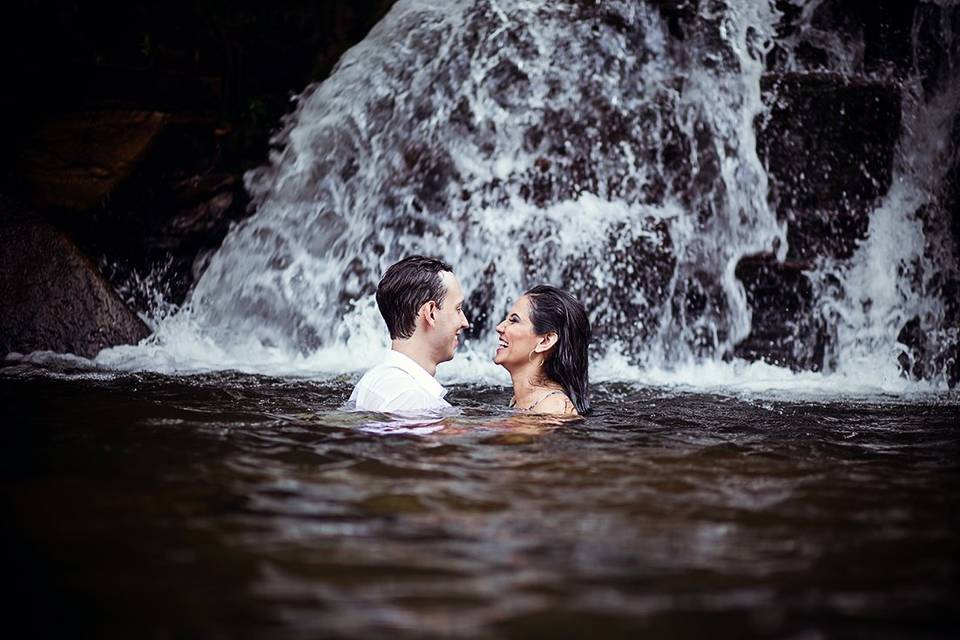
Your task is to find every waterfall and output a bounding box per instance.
[772,0,960,388]
[95,0,959,391]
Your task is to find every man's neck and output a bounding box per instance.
[391,340,438,377]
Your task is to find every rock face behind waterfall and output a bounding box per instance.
[3,1,396,343]
[735,1,960,385]
[0,220,150,358]
[735,73,902,371]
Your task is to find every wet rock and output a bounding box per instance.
[153,173,239,248]
[558,221,677,358]
[81,67,223,114]
[768,0,917,76]
[733,256,829,371]
[464,262,500,341]
[55,122,248,310]
[860,1,917,76]
[950,110,960,271]
[0,222,150,358]
[758,72,901,261]
[736,72,901,370]
[894,314,958,388]
[646,0,699,41]
[896,316,928,381]
[912,6,960,98]
[18,111,171,211]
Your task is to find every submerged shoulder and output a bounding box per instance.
[536,394,578,416]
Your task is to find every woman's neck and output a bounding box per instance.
[509,362,561,406]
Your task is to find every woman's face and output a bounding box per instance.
[494,295,542,368]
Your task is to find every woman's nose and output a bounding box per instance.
[495,321,505,333]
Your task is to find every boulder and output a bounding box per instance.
[733,256,830,371]
[0,222,150,358]
[26,116,246,310]
[757,72,901,261]
[18,111,170,211]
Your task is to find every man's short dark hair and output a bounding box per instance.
[376,255,453,340]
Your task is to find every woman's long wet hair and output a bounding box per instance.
[525,285,591,414]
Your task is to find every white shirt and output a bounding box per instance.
[349,350,452,414]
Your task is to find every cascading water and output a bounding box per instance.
[769,0,960,389]
[95,0,959,392]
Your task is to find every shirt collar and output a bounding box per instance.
[385,350,448,399]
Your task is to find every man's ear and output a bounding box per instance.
[419,300,439,328]
[534,331,558,354]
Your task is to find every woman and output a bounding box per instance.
[494,285,590,416]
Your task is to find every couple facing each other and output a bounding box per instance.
[349,255,590,417]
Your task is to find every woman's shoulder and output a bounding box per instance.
[536,393,578,416]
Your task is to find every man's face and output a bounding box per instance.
[433,271,469,362]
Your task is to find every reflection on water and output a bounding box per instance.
[3,366,958,638]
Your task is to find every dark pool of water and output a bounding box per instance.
[3,363,958,639]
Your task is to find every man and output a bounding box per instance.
[349,255,469,413]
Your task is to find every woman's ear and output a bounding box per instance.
[534,331,558,354]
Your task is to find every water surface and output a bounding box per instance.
[4,364,958,638]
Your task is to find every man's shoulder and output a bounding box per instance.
[350,351,450,414]
[352,359,421,404]
[351,369,448,414]
[356,360,417,387]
